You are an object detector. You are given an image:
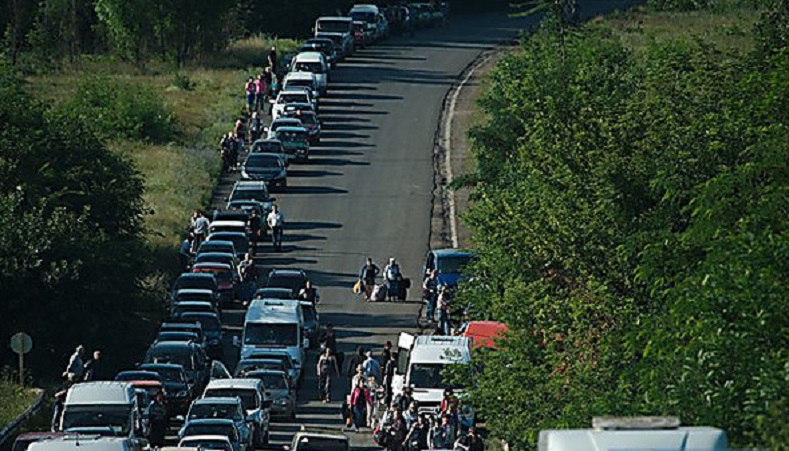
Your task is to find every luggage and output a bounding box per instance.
[398,278,409,301]
[371,284,386,302]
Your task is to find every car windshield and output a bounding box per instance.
[297,114,317,125]
[350,11,376,22]
[61,406,131,436]
[294,62,323,74]
[205,389,259,410]
[143,366,186,383]
[199,243,234,254]
[252,142,283,153]
[183,423,235,439]
[115,372,158,381]
[189,404,239,421]
[253,372,288,390]
[248,354,292,369]
[197,268,233,284]
[175,277,215,291]
[256,288,293,299]
[294,436,349,451]
[277,130,307,142]
[145,348,194,370]
[181,439,231,451]
[246,155,281,168]
[236,360,284,375]
[279,93,308,104]
[437,255,473,274]
[286,79,312,89]
[180,314,220,332]
[244,323,298,346]
[231,190,269,202]
[209,235,248,254]
[268,274,306,291]
[317,20,350,32]
[157,332,197,342]
[195,254,233,265]
[409,363,462,390]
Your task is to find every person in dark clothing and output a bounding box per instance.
[394,386,415,412]
[299,280,319,305]
[248,210,262,252]
[382,340,393,363]
[321,323,337,354]
[144,392,168,447]
[267,46,278,73]
[359,257,380,300]
[387,408,408,451]
[455,426,485,451]
[51,379,74,431]
[83,350,105,381]
[383,351,397,406]
[346,346,365,387]
[178,237,193,271]
[317,347,339,403]
[403,414,430,451]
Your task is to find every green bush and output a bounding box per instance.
[60,76,176,142]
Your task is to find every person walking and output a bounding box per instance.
[238,253,259,303]
[320,323,337,354]
[298,280,319,305]
[190,211,210,253]
[383,350,397,406]
[267,46,278,73]
[317,347,339,403]
[429,415,452,450]
[254,75,266,112]
[404,414,430,451]
[383,258,402,301]
[362,350,381,383]
[422,269,438,322]
[245,76,257,114]
[394,386,415,412]
[440,388,460,440]
[179,236,193,271]
[234,117,247,151]
[266,204,284,251]
[359,257,380,301]
[437,286,451,335]
[346,346,365,388]
[143,392,168,448]
[51,378,74,431]
[249,111,263,141]
[83,350,105,381]
[349,378,372,432]
[455,427,485,451]
[62,345,85,381]
[248,209,262,253]
[387,408,408,451]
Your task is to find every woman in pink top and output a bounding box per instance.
[244,76,256,113]
[254,75,266,112]
[349,378,372,431]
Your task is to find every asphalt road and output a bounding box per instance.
[209,4,636,449]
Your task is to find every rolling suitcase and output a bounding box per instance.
[371,284,386,302]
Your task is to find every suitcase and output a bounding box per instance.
[398,278,410,301]
[371,284,387,302]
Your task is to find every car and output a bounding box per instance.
[171,301,219,318]
[205,232,249,259]
[253,287,296,300]
[422,248,475,289]
[273,126,310,162]
[11,433,66,451]
[207,219,246,235]
[350,4,383,41]
[302,38,338,68]
[267,118,302,140]
[314,16,354,58]
[240,153,287,188]
[114,370,161,382]
[224,201,263,219]
[174,311,223,358]
[178,419,245,451]
[249,140,287,164]
[272,89,315,120]
[171,273,218,302]
[173,289,220,310]
[212,209,250,222]
[300,301,321,348]
[289,429,349,451]
[197,240,237,257]
[228,181,274,209]
[154,330,203,347]
[184,399,251,451]
[191,262,236,305]
[266,268,310,297]
[243,350,298,388]
[193,252,239,275]
[282,110,321,145]
[289,52,329,95]
[178,435,233,451]
[27,437,145,451]
[282,71,319,99]
[234,358,289,378]
[142,342,209,396]
[242,369,296,420]
[202,379,271,448]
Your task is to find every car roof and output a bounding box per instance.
[269,268,307,277]
[183,419,235,426]
[206,378,263,390]
[177,273,216,280]
[431,248,474,258]
[148,341,198,351]
[285,72,315,80]
[64,382,134,405]
[200,240,235,247]
[294,52,324,62]
[208,231,246,237]
[317,16,352,21]
[272,118,301,124]
[196,252,235,258]
[247,152,282,160]
[192,262,232,270]
[276,126,308,133]
[178,436,232,444]
[28,438,135,451]
[139,363,185,371]
[193,397,242,406]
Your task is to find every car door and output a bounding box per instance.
[210,360,231,380]
[392,332,415,398]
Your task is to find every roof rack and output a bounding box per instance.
[592,416,681,431]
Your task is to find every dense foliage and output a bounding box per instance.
[0,66,158,375]
[456,6,788,449]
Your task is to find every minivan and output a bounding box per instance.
[59,382,141,438]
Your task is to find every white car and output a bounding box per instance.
[289,52,329,95]
[272,89,316,121]
[203,379,271,448]
[178,435,234,451]
[282,71,319,99]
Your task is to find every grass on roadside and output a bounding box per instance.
[0,376,39,428]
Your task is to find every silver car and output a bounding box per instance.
[244,369,296,420]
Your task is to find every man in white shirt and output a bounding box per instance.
[266,205,284,251]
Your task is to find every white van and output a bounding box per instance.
[538,417,728,451]
[289,53,329,95]
[349,4,384,41]
[282,71,319,99]
[60,382,141,438]
[391,334,471,409]
[240,299,307,379]
[313,17,354,57]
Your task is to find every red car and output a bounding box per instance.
[192,262,236,305]
[462,321,508,350]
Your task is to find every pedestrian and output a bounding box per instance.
[316,347,339,403]
[422,269,438,322]
[351,364,366,391]
[363,350,381,383]
[267,46,278,73]
[62,345,85,381]
[298,280,319,305]
[387,408,408,451]
[429,415,452,450]
[359,257,380,300]
[234,117,247,151]
[248,209,262,253]
[383,350,397,406]
[383,340,393,363]
[455,426,485,451]
[238,253,259,303]
[347,346,365,386]
[320,322,337,354]
[266,204,284,251]
[250,111,263,141]
[437,286,451,335]
[403,402,418,430]
[220,132,234,171]
[179,236,193,271]
[404,413,430,451]
[349,378,372,432]
[83,350,105,381]
[440,388,460,439]
[143,392,168,447]
[383,258,402,301]
[245,76,257,113]
[254,75,266,112]
[190,211,210,253]
[394,386,415,412]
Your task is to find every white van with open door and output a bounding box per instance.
[240,299,308,381]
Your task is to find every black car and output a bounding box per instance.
[175,311,223,359]
[138,362,195,417]
[171,273,218,300]
[266,269,309,297]
[114,370,161,382]
[302,38,338,68]
[212,209,250,223]
[241,153,287,188]
[143,341,210,394]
